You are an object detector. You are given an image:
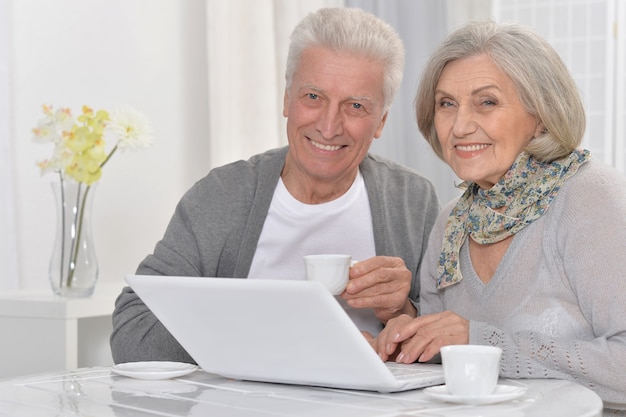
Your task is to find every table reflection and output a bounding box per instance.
[0,367,602,417]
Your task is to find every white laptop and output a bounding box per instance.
[125,274,445,392]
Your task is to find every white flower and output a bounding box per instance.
[105,106,154,151]
[32,105,74,144]
[36,144,73,175]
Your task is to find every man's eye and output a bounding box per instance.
[352,103,363,109]
[307,93,319,100]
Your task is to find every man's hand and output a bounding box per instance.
[341,256,416,323]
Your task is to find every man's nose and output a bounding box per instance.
[316,105,343,138]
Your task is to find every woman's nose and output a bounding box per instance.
[452,106,477,137]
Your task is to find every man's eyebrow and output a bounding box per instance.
[301,84,323,93]
[349,95,376,105]
[301,84,376,104]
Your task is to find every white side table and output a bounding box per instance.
[0,282,124,379]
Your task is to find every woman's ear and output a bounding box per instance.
[534,120,547,137]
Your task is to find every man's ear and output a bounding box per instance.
[282,90,289,118]
[374,111,388,139]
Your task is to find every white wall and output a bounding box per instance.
[11,0,210,288]
[1,0,18,288]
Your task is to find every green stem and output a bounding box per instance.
[58,173,67,289]
[100,144,118,169]
[66,183,91,288]
[64,142,114,288]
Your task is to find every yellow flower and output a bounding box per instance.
[32,104,153,185]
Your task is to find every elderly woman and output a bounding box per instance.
[370,21,626,413]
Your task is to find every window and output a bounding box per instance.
[494,0,626,173]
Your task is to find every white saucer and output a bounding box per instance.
[111,361,198,380]
[423,384,527,405]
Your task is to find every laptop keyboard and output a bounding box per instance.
[386,363,441,380]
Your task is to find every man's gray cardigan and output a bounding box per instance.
[111,146,440,363]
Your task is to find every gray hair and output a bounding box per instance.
[286,7,405,111]
[416,20,585,162]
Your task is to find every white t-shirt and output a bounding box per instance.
[248,170,382,335]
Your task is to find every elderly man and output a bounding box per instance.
[111,7,439,364]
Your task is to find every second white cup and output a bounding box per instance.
[440,345,502,397]
[304,254,351,295]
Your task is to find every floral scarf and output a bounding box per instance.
[436,149,591,289]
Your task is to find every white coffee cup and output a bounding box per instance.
[304,254,352,295]
[440,345,502,397]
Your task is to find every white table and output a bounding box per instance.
[0,367,603,416]
[0,282,124,379]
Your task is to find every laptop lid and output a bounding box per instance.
[125,274,444,392]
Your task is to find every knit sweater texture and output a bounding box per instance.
[420,159,626,411]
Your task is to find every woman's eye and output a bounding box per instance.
[482,99,497,106]
[438,99,454,107]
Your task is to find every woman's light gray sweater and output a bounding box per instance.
[421,159,626,410]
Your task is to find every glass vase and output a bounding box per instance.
[49,180,99,297]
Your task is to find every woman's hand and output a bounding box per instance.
[370,311,470,363]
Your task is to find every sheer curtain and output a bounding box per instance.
[0,0,18,289]
[206,0,489,203]
[1,1,492,289]
[494,0,626,174]
[206,0,343,169]
[346,0,471,204]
